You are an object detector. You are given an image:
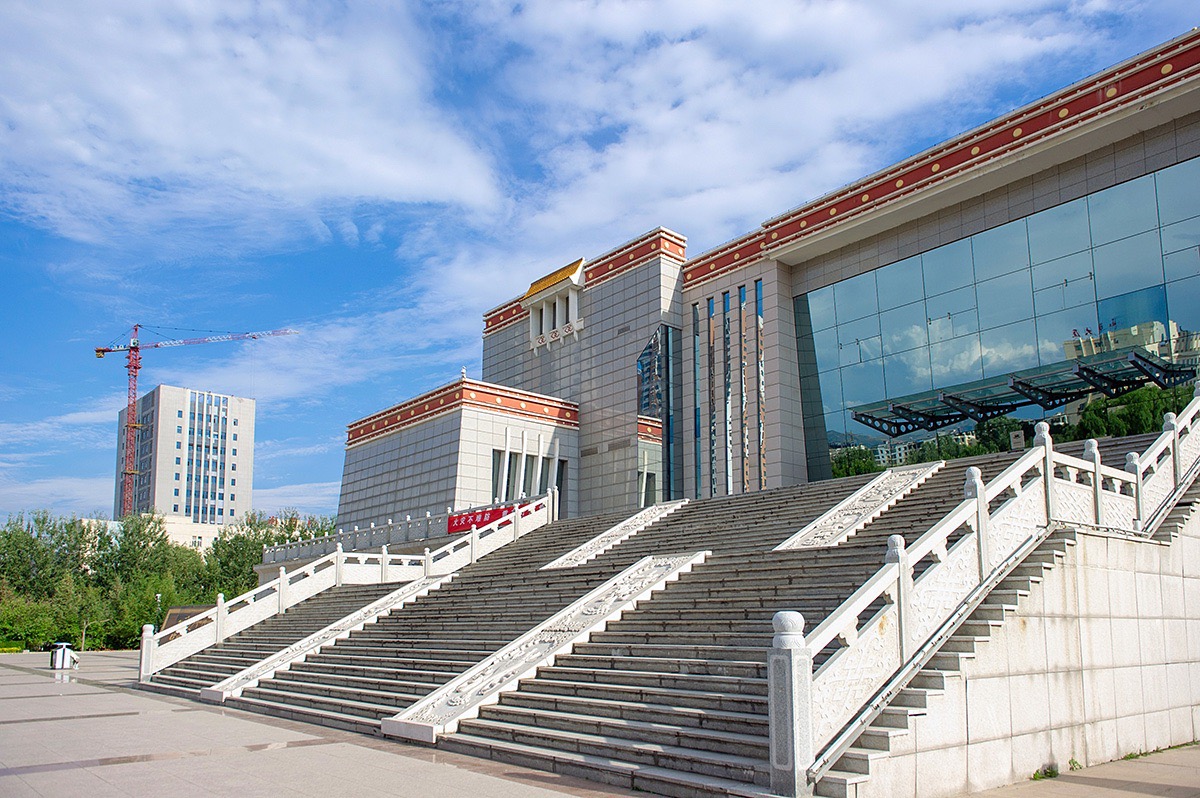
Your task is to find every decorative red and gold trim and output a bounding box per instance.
[584,227,687,288]
[347,379,579,446]
[637,415,663,443]
[483,228,688,336]
[684,29,1200,289]
[482,298,528,335]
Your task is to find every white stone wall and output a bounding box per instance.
[866,510,1200,798]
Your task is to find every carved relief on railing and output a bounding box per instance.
[775,462,942,551]
[810,610,900,744]
[541,500,687,569]
[1142,460,1175,518]
[985,480,1044,572]
[908,536,979,645]
[382,550,709,743]
[1053,480,1096,528]
[781,397,1200,793]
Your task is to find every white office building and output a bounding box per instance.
[114,385,255,533]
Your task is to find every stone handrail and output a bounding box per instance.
[139,493,555,681]
[382,550,710,743]
[262,490,556,564]
[769,386,1200,796]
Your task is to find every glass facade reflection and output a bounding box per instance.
[796,155,1200,472]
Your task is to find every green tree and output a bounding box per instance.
[0,583,58,649]
[975,416,1023,452]
[831,446,883,478]
[0,514,56,599]
[92,513,171,587]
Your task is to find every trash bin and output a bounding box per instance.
[50,642,76,670]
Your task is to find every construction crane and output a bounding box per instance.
[95,324,299,518]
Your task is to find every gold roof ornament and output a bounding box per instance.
[524,258,585,300]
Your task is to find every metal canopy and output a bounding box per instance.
[850,349,1195,438]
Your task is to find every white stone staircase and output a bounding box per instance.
[817,529,1079,797]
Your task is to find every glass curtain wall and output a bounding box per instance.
[796,155,1200,468]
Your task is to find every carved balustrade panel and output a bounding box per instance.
[810,610,901,746]
[542,500,686,569]
[1053,479,1096,527]
[986,480,1046,572]
[1100,491,1138,530]
[1142,462,1174,517]
[908,535,980,645]
[776,463,941,551]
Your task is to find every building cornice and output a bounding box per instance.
[346,378,579,447]
[683,28,1200,289]
[483,228,687,337]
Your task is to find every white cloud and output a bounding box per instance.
[251,481,341,517]
[0,395,124,449]
[0,2,498,250]
[0,475,113,520]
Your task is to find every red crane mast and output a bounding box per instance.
[95,325,299,518]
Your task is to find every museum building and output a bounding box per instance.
[335,29,1200,530]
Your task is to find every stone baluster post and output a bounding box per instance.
[512,505,522,542]
[964,466,988,578]
[380,546,389,583]
[215,593,227,641]
[469,525,478,563]
[277,567,288,613]
[1165,412,1181,489]
[139,624,156,681]
[335,543,344,587]
[768,611,814,797]
[1034,421,1054,522]
[423,548,431,578]
[1125,452,1143,531]
[885,535,913,661]
[1084,439,1103,527]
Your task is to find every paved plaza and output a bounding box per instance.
[0,650,637,798]
[2,649,1199,797]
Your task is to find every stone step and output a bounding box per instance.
[832,744,890,776]
[238,685,402,720]
[851,724,910,752]
[442,733,768,798]
[555,654,765,679]
[535,666,768,697]
[264,672,431,705]
[815,767,870,798]
[227,694,382,736]
[498,689,768,736]
[306,652,478,671]
[572,641,768,663]
[287,661,449,684]
[521,677,768,715]
[474,703,768,758]
[456,716,768,783]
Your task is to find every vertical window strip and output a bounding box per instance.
[722,291,733,496]
[756,280,766,490]
[707,298,716,498]
[739,285,749,493]
[692,304,701,499]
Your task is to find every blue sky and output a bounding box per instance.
[0,1,1195,521]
